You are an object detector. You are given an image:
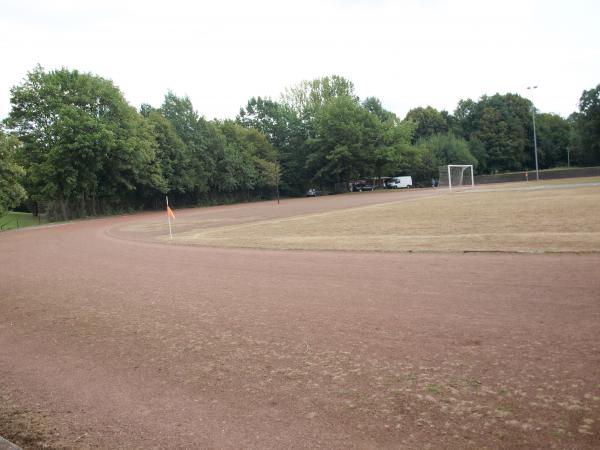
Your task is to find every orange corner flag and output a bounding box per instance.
[167,205,176,220]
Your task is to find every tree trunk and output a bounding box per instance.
[80,195,86,218]
[58,195,69,221]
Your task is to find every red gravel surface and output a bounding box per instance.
[1,191,599,449]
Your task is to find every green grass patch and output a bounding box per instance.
[425,383,443,394]
[0,212,47,231]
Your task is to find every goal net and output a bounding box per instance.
[438,165,474,190]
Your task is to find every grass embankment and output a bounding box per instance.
[168,184,600,253]
[0,212,47,231]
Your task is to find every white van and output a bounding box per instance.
[386,176,413,189]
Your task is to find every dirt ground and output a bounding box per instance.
[1,187,599,449]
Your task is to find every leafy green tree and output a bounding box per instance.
[372,103,416,177]
[452,98,478,139]
[160,92,214,195]
[536,113,571,168]
[281,75,357,119]
[404,106,449,143]
[218,121,277,194]
[239,87,418,192]
[475,107,515,172]
[308,96,380,185]
[0,129,27,216]
[362,97,397,123]
[570,85,600,166]
[211,125,247,194]
[6,66,164,219]
[237,97,293,149]
[145,110,194,196]
[467,137,488,173]
[414,133,477,180]
[453,94,532,173]
[238,96,308,195]
[239,76,360,194]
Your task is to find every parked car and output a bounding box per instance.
[386,176,413,189]
[306,188,321,197]
[351,181,375,192]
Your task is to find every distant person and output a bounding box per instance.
[432,177,436,188]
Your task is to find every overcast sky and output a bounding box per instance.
[1,0,598,121]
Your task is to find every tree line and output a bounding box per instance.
[1,66,599,220]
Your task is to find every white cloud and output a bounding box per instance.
[1,0,598,121]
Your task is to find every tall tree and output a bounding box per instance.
[237,97,294,149]
[308,96,380,185]
[414,133,477,180]
[238,97,307,195]
[6,66,164,219]
[281,75,357,119]
[218,121,278,194]
[239,76,360,194]
[452,98,478,139]
[570,84,600,166]
[368,99,416,177]
[160,92,214,195]
[145,110,194,196]
[279,76,359,189]
[404,106,449,143]
[453,93,532,173]
[362,97,397,123]
[0,129,27,216]
[536,113,571,168]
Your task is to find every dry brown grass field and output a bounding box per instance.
[164,184,600,253]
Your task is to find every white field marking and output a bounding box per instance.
[458,181,600,194]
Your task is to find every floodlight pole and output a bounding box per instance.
[527,86,539,181]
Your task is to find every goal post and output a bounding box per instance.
[438,165,474,190]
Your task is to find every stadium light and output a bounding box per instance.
[527,86,539,181]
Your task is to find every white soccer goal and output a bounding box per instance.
[438,165,474,191]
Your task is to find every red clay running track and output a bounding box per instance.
[1,191,599,449]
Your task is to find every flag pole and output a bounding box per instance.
[166,195,173,240]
